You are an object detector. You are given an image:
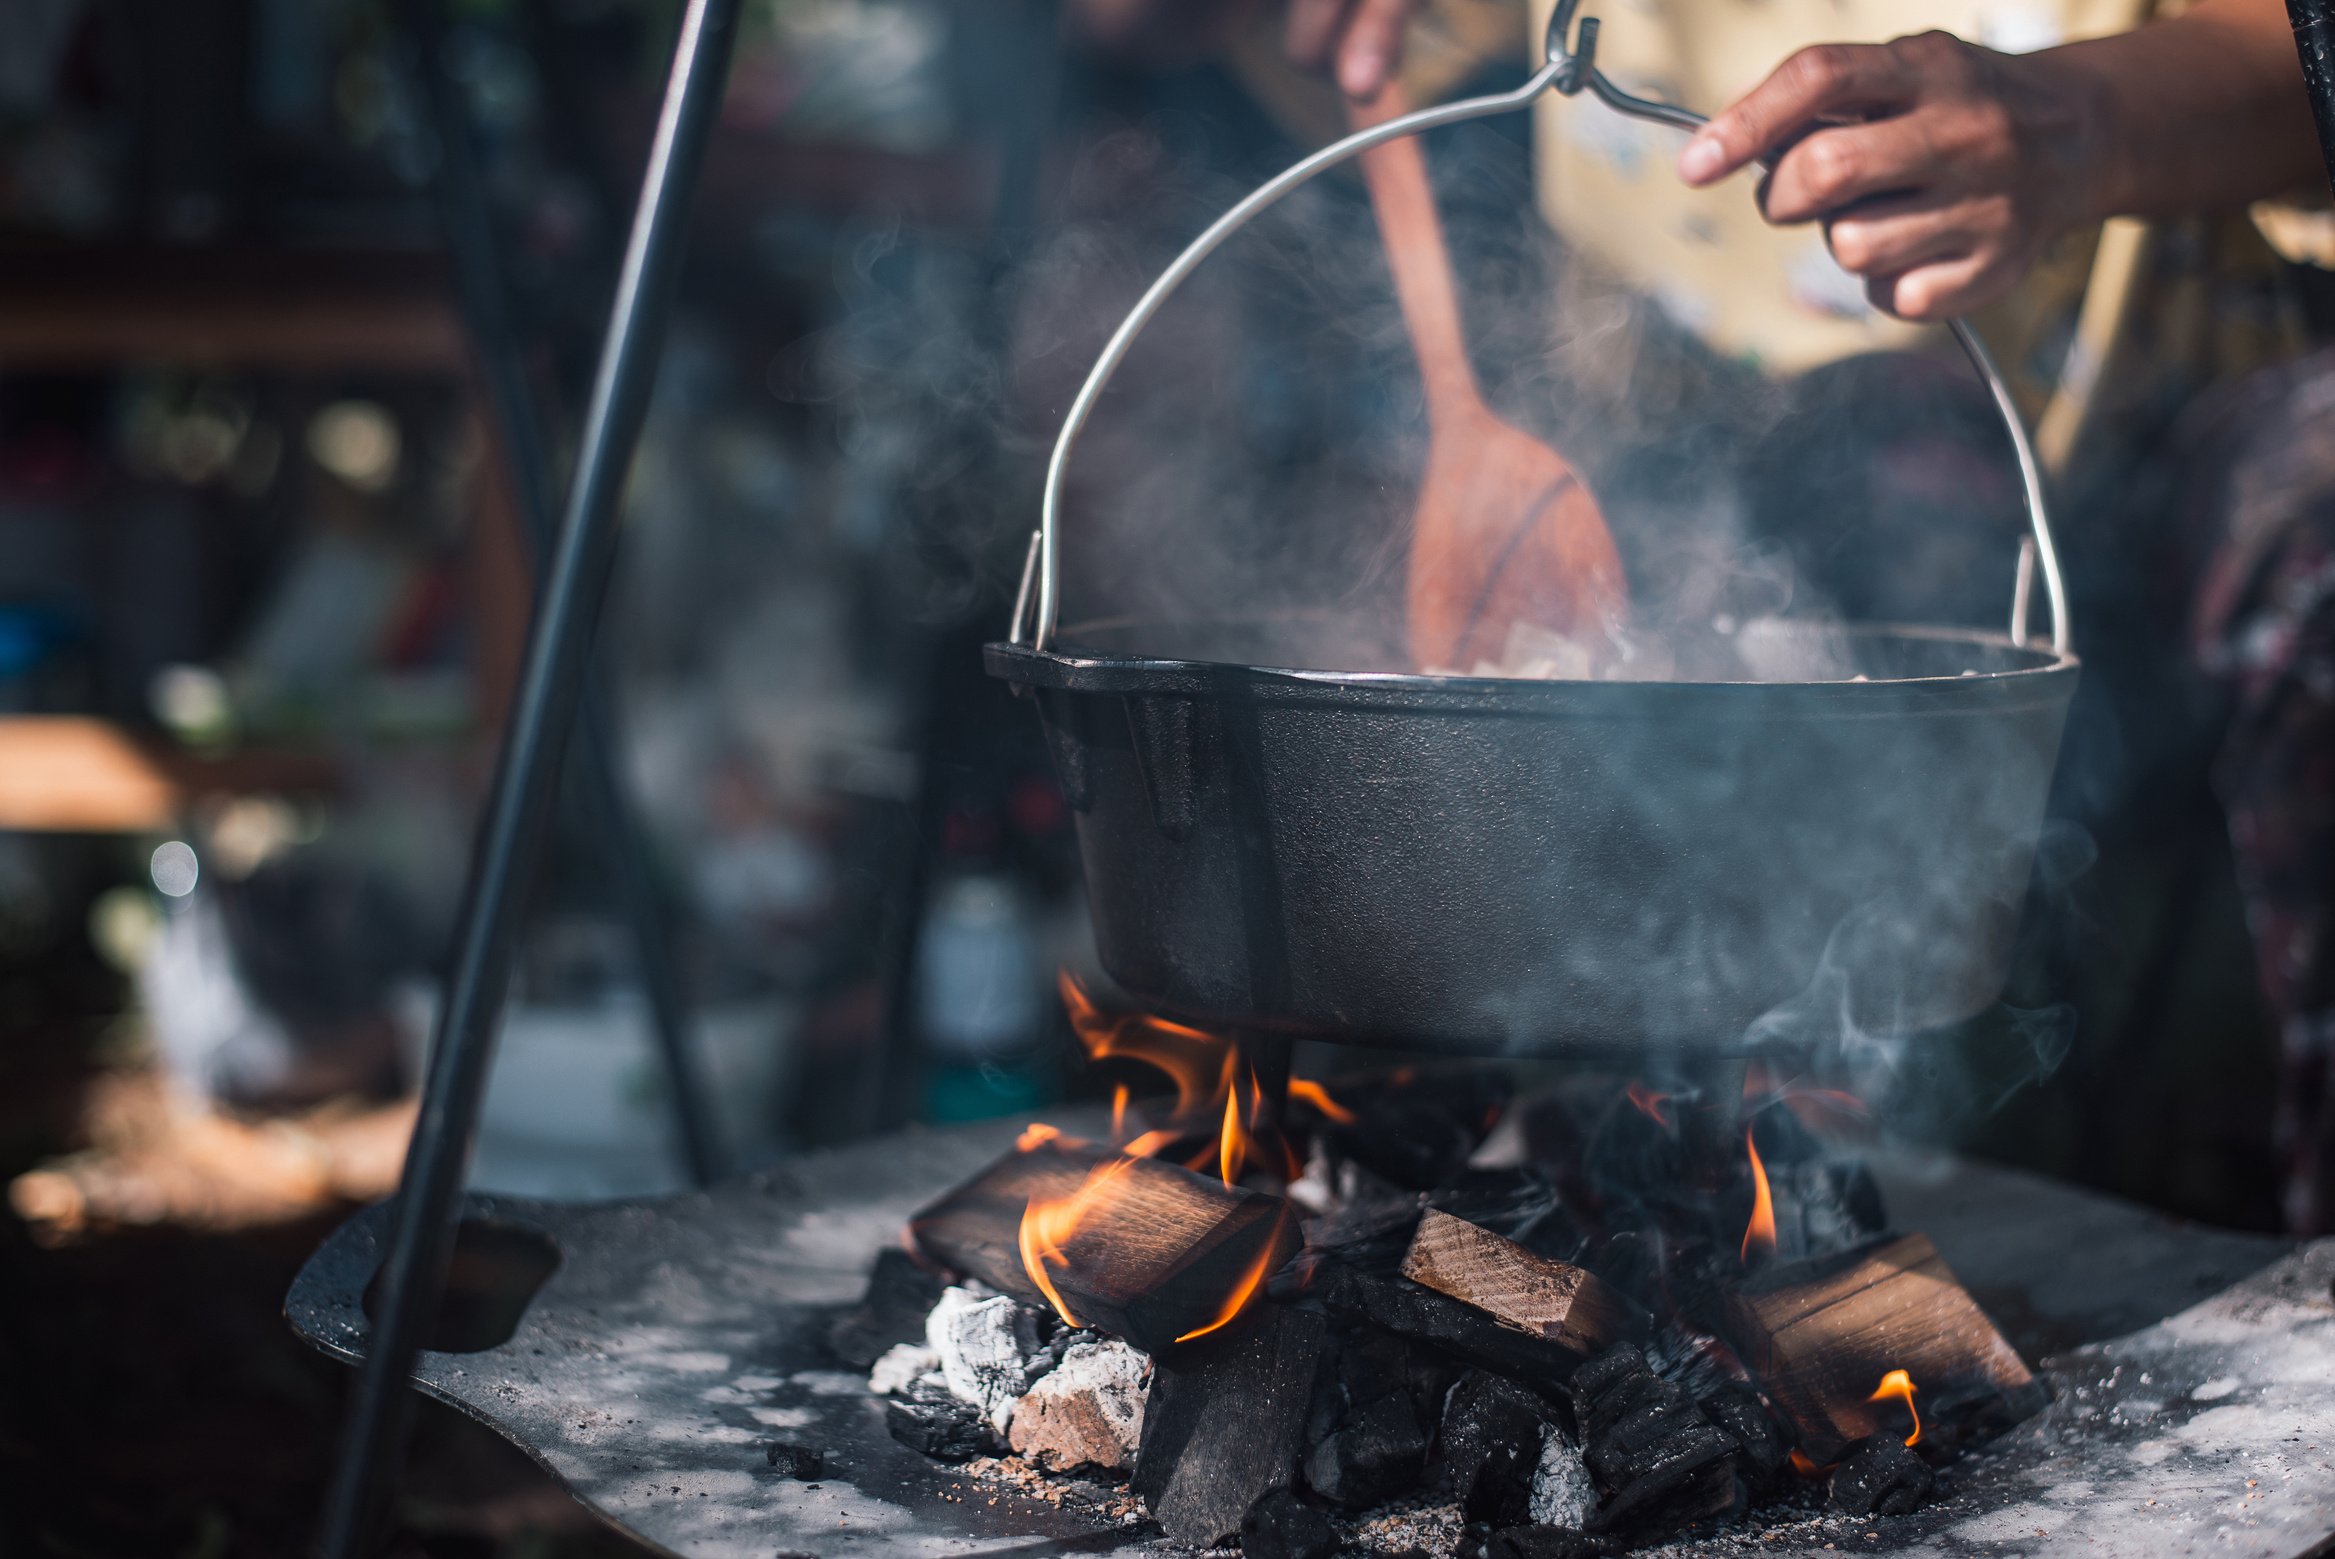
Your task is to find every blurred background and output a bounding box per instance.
[0,0,2318,1552]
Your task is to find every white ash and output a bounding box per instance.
[1286,1141,1338,1217]
[1528,1424,1597,1529]
[927,1286,1048,1436]
[1333,1495,1469,1559]
[868,1342,940,1396]
[1007,1337,1151,1473]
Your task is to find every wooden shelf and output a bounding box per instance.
[0,716,340,833]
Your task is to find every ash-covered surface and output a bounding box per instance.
[288,1116,2330,1559]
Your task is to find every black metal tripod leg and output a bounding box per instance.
[402,0,724,1187]
[312,1,743,1551]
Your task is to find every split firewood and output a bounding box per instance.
[908,1138,1298,1356]
[1720,1232,2043,1461]
[1401,1209,1647,1359]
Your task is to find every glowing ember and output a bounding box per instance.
[1017,1155,1139,1328]
[1172,1207,1289,1343]
[1110,1084,1130,1137]
[1624,1082,1674,1130]
[1016,1122,1065,1152]
[1741,1125,1777,1265]
[1788,1448,1828,1477]
[1869,1367,1921,1446]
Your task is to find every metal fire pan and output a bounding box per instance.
[283,1113,2335,1559]
[988,620,2073,1056]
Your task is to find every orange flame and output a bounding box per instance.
[1287,1078,1355,1125]
[1869,1368,1921,1446]
[1062,971,1319,1187]
[1017,1122,1064,1152]
[1173,1209,1288,1344]
[1017,1156,1139,1328]
[1059,971,1227,1121]
[1220,1085,1247,1185]
[1624,1083,1674,1130]
[1787,1449,1828,1478]
[1741,1125,1776,1265]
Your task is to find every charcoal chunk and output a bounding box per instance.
[764,1442,825,1479]
[1564,1346,1737,1536]
[1305,1391,1427,1508]
[1425,1169,1586,1263]
[1323,1069,1511,1190]
[1456,1522,1609,1559]
[1699,1382,1789,1481]
[828,1248,944,1368]
[1319,1262,1587,1391]
[885,1375,1003,1461]
[1135,1304,1325,1547]
[1242,1487,1340,1559]
[1829,1436,1934,1517]
[1432,1372,1549,1525]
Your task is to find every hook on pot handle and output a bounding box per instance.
[1014,7,2072,663]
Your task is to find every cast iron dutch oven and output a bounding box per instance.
[986,14,2078,1058]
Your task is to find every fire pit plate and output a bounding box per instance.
[287,1115,2335,1559]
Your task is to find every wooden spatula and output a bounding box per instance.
[1350,83,1629,671]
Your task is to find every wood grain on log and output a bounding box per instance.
[1721,1233,2039,1460]
[908,1140,1297,1355]
[1402,1209,1644,1358]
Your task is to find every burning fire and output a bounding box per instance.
[1017,1155,1139,1328]
[1173,1207,1290,1344]
[1869,1367,1921,1446]
[1741,1125,1776,1265]
[1057,972,1346,1185]
[1287,1077,1355,1124]
[1008,976,1355,1342]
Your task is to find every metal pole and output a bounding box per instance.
[401,0,724,1187]
[313,0,741,1550]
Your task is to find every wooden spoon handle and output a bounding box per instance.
[1350,83,1484,430]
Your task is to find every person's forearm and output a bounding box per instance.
[2042,0,2321,225]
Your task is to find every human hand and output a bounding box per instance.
[1285,0,1427,98]
[1675,31,2102,320]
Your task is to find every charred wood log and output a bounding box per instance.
[1242,1488,1340,1559]
[1829,1435,1934,1516]
[884,1374,1004,1462]
[1319,1067,1512,1190]
[828,1246,945,1368]
[1402,1210,1647,1359]
[1134,1303,1325,1547]
[1317,1261,1601,1391]
[1431,1371,1549,1526]
[1564,1345,1740,1536]
[1305,1390,1428,1508]
[1720,1233,2042,1461]
[908,1140,1298,1355]
[1697,1380,1791,1483]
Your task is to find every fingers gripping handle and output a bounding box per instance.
[1013,6,2072,662]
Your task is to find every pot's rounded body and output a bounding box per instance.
[986,619,2076,1058]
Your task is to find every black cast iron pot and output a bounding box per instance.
[985,49,2078,1058]
[988,617,2075,1057]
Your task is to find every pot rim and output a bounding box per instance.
[988,617,2079,707]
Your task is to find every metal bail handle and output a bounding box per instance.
[1013,0,2073,663]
